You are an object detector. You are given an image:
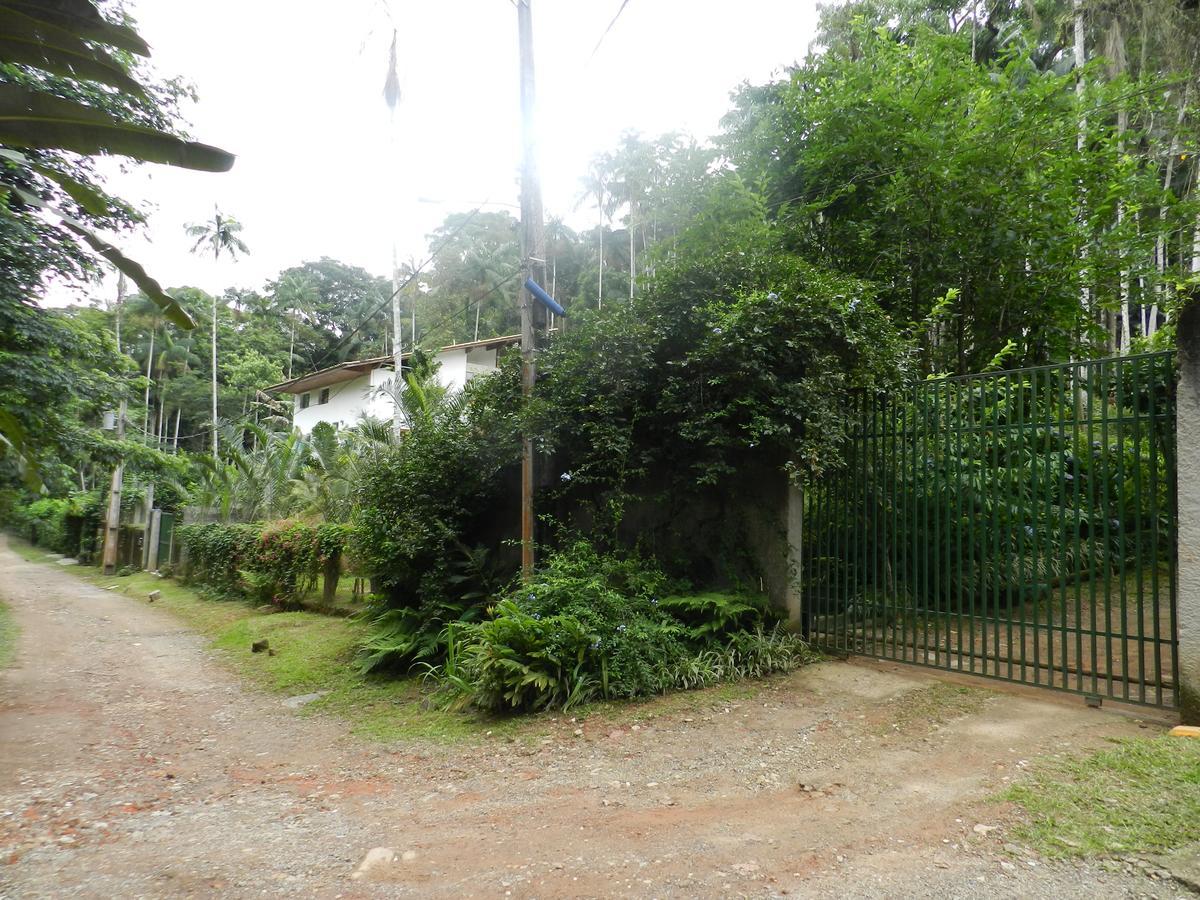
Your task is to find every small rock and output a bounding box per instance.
[973,824,999,835]
[147,590,161,602]
[251,640,269,653]
[573,729,583,737]
[282,692,328,710]
[351,847,396,880]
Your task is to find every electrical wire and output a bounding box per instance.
[413,269,523,350]
[310,203,488,369]
[587,0,633,63]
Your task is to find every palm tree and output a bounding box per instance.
[185,207,249,458]
[129,295,162,442]
[578,156,615,308]
[273,273,319,379]
[544,216,577,305]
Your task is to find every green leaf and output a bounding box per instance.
[0,84,234,172]
[0,6,147,95]
[63,223,196,330]
[0,0,150,55]
[2,147,110,215]
[32,162,110,215]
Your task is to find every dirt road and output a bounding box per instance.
[0,538,1184,898]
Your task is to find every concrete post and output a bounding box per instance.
[1175,302,1200,722]
[145,509,162,573]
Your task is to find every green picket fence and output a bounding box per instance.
[802,352,1178,708]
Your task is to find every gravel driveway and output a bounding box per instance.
[0,537,1185,899]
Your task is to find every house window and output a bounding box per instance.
[299,393,310,410]
[319,388,330,405]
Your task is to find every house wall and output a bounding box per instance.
[292,372,393,434]
[435,349,470,393]
[288,346,506,435]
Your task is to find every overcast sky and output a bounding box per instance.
[56,0,822,306]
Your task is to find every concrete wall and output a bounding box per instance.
[1176,302,1200,722]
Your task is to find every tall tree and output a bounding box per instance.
[185,208,249,457]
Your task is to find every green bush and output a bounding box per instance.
[252,521,321,609]
[177,520,355,608]
[433,542,814,713]
[15,497,72,553]
[178,522,262,595]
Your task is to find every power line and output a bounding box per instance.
[310,203,488,369]
[588,0,633,63]
[414,269,523,348]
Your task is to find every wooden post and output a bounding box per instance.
[101,399,126,575]
[517,0,546,579]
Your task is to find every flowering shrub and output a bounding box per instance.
[179,520,353,607]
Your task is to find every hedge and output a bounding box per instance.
[178,521,354,608]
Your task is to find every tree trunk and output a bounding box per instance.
[1193,210,1200,274]
[172,407,181,451]
[322,551,341,608]
[1073,0,1090,333]
[391,252,405,437]
[211,292,219,458]
[629,204,636,300]
[143,326,155,437]
[1152,78,1193,333]
[597,186,604,309]
[287,311,296,380]
[114,273,125,353]
[155,377,166,448]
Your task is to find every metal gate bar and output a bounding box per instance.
[802,352,1178,708]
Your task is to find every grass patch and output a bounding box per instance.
[1004,736,1200,858]
[0,600,15,667]
[4,535,800,745]
[67,564,535,744]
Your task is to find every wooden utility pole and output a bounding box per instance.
[517,0,546,579]
[101,399,126,575]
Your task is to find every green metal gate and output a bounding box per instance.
[802,352,1178,708]
[157,511,175,567]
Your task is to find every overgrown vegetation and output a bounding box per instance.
[5,0,1200,725]
[0,600,14,668]
[1005,736,1200,858]
[405,543,816,712]
[179,520,352,609]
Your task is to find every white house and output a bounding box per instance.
[267,334,520,434]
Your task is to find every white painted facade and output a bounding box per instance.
[291,367,396,435]
[280,338,513,435]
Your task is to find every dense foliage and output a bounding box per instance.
[178,520,352,608]
[430,543,814,713]
[9,0,1200,719]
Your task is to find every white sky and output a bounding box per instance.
[53,0,823,306]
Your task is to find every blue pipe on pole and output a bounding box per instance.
[525,277,566,317]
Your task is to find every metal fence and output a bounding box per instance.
[802,352,1178,708]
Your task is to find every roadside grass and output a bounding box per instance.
[0,600,14,668]
[4,536,801,744]
[1003,735,1200,858]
